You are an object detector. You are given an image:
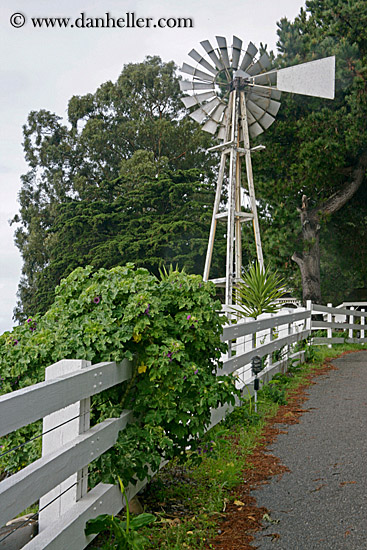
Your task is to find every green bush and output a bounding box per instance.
[259,378,287,405]
[224,402,261,428]
[0,264,237,485]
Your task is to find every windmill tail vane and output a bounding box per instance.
[180,35,335,308]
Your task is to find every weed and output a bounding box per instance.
[259,380,287,405]
[85,478,156,549]
[224,401,261,428]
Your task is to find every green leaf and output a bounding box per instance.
[129,513,156,529]
[84,514,113,536]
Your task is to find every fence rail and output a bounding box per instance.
[0,359,132,439]
[311,302,367,346]
[221,310,309,342]
[4,300,363,549]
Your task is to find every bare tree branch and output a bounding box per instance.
[313,151,367,216]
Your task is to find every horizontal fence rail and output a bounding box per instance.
[0,304,316,549]
[221,310,309,342]
[0,359,132,438]
[312,303,366,317]
[0,411,133,529]
[311,302,367,346]
[220,329,309,375]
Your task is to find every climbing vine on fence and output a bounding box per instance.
[0,264,237,485]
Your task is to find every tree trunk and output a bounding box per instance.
[292,152,367,304]
[292,196,322,304]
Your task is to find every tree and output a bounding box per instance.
[12,57,218,320]
[320,183,367,303]
[250,0,367,303]
[22,161,226,315]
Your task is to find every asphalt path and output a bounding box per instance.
[252,351,367,550]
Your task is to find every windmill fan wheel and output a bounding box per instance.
[180,35,281,140]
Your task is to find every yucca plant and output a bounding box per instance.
[231,262,286,319]
[158,264,184,280]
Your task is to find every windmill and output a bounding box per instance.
[180,36,335,307]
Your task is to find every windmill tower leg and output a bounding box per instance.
[203,93,233,283]
[235,154,242,281]
[225,89,240,307]
[203,151,226,282]
[240,92,264,269]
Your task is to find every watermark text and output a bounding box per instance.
[10,12,194,30]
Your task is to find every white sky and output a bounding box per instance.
[0,0,305,334]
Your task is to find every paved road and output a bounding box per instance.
[253,351,367,550]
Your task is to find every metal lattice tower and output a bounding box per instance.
[180,36,335,307]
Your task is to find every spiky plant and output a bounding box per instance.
[231,262,286,319]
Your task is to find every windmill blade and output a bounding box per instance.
[257,111,276,130]
[202,119,219,134]
[240,42,258,71]
[202,102,228,134]
[181,91,216,108]
[201,97,222,114]
[247,98,275,130]
[245,107,257,125]
[251,84,281,101]
[247,52,272,76]
[200,39,224,70]
[189,97,222,123]
[181,62,215,82]
[249,122,264,138]
[231,36,242,69]
[217,125,226,140]
[190,107,208,124]
[246,99,267,121]
[276,56,335,99]
[216,36,230,69]
[248,93,281,117]
[211,102,227,122]
[188,49,218,75]
[179,80,215,92]
[253,71,277,85]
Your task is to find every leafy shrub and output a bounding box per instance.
[224,402,261,428]
[259,379,287,405]
[0,264,237,485]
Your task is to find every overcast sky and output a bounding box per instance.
[0,0,305,334]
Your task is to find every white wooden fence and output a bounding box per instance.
[3,300,362,549]
[310,302,367,345]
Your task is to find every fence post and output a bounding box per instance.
[306,301,312,329]
[267,314,273,369]
[38,359,91,532]
[327,303,332,348]
[305,300,312,348]
[361,308,365,343]
[349,307,354,341]
[286,319,292,364]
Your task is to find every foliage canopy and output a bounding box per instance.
[249,0,367,302]
[13,57,218,320]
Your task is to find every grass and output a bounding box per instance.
[87,342,365,549]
